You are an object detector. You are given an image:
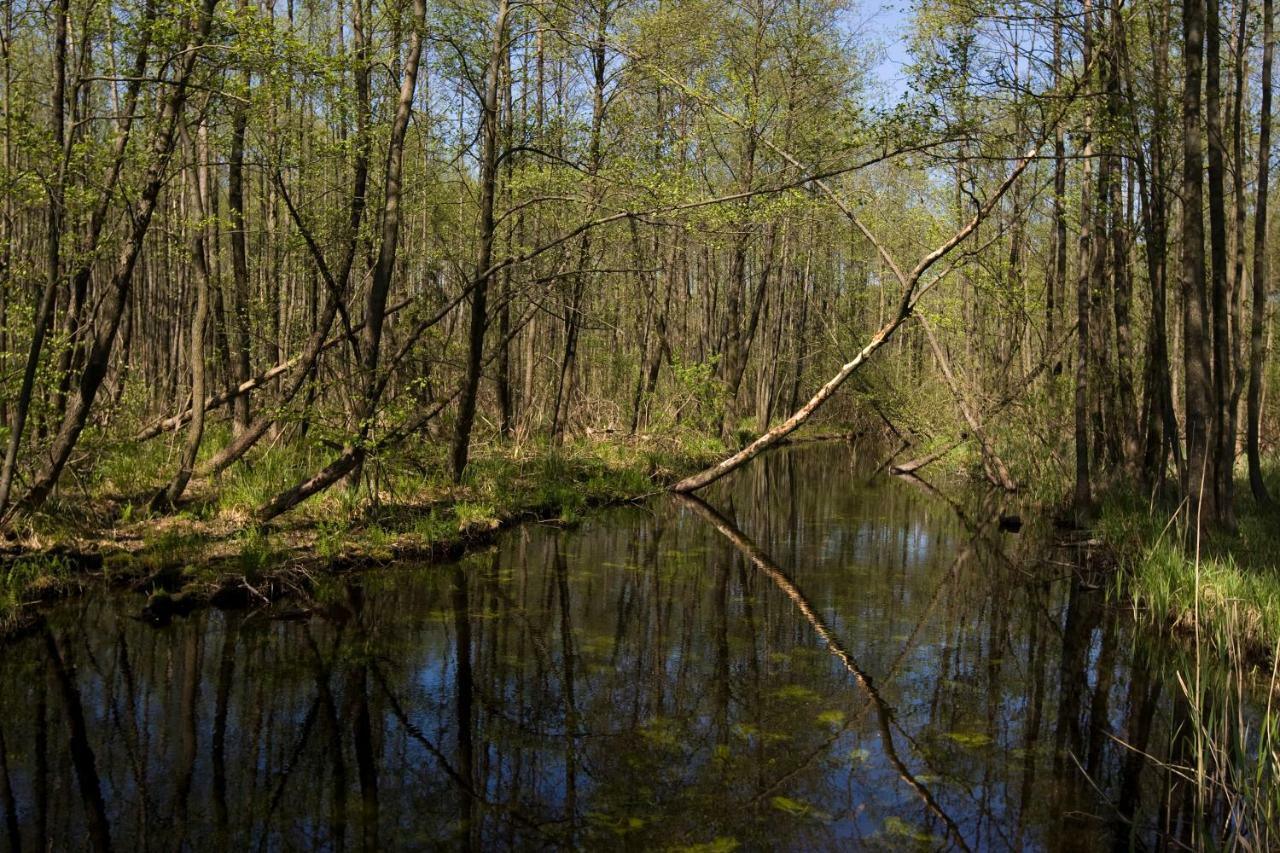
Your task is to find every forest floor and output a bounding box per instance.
[0,431,738,638]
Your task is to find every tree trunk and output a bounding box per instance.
[1073,0,1095,514]
[227,0,254,435]
[1107,2,1139,466]
[196,0,372,479]
[673,139,1046,493]
[496,42,514,440]
[918,314,1017,491]
[0,0,66,516]
[260,0,427,517]
[1182,0,1216,525]
[450,0,511,480]
[1250,0,1275,505]
[1226,0,1249,520]
[156,121,214,509]
[14,0,217,514]
[1207,0,1234,527]
[1049,0,1066,361]
[1122,0,1181,486]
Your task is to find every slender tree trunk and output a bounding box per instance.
[259,0,427,518]
[14,0,211,514]
[1121,0,1184,487]
[0,0,67,515]
[1107,2,1138,465]
[1049,0,1066,360]
[674,139,1046,493]
[228,0,254,435]
[496,42,514,440]
[1225,0,1249,519]
[345,0,425,485]
[1249,0,1274,505]
[1207,0,1234,526]
[1183,0,1216,524]
[157,122,214,509]
[197,0,372,479]
[451,0,511,480]
[0,2,13,434]
[1073,0,1095,514]
[918,314,1017,491]
[549,2,609,445]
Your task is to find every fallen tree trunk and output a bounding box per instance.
[890,437,965,476]
[671,139,1044,493]
[255,304,536,521]
[669,51,1088,494]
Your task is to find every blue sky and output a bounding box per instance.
[859,1,916,104]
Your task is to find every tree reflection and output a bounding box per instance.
[0,445,1218,849]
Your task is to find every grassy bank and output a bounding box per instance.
[1091,475,1280,846]
[1094,478,1280,671]
[0,433,730,636]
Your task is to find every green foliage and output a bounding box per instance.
[360,524,394,559]
[411,508,456,543]
[1099,487,1280,666]
[217,446,317,516]
[232,527,277,576]
[655,357,728,436]
[138,527,204,572]
[87,437,172,498]
[315,521,348,562]
[0,553,73,619]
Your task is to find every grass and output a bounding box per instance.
[0,430,731,634]
[1170,622,1280,850]
[1096,482,1280,669]
[1094,474,1280,849]
[0,552,74,631]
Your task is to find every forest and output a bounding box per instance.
[1,0,1279,847]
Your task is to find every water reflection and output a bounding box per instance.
[0,445,1207,850]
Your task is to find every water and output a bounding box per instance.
[0,445,1205,850]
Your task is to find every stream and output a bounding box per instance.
[0,444,1210,850]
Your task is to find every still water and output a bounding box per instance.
[0,445,1203,850]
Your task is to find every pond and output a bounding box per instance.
[0,444,1209,850]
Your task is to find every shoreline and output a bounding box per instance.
[0,432,865,641]
[1094,482,1280,677]
[0,436,733,640]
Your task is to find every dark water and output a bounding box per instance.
[0,445,1204,850]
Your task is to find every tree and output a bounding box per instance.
[450,0,511,482]
[1249,0,1275,506]
[1182,0,1216,527]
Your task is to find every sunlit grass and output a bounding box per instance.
[1097,485,1280,667]
[1096,474,1280,848]
[0,426,748,640]
[0,552,73,627]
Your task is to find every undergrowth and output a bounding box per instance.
[0,431,731,631]
[1094,475,1280,849]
